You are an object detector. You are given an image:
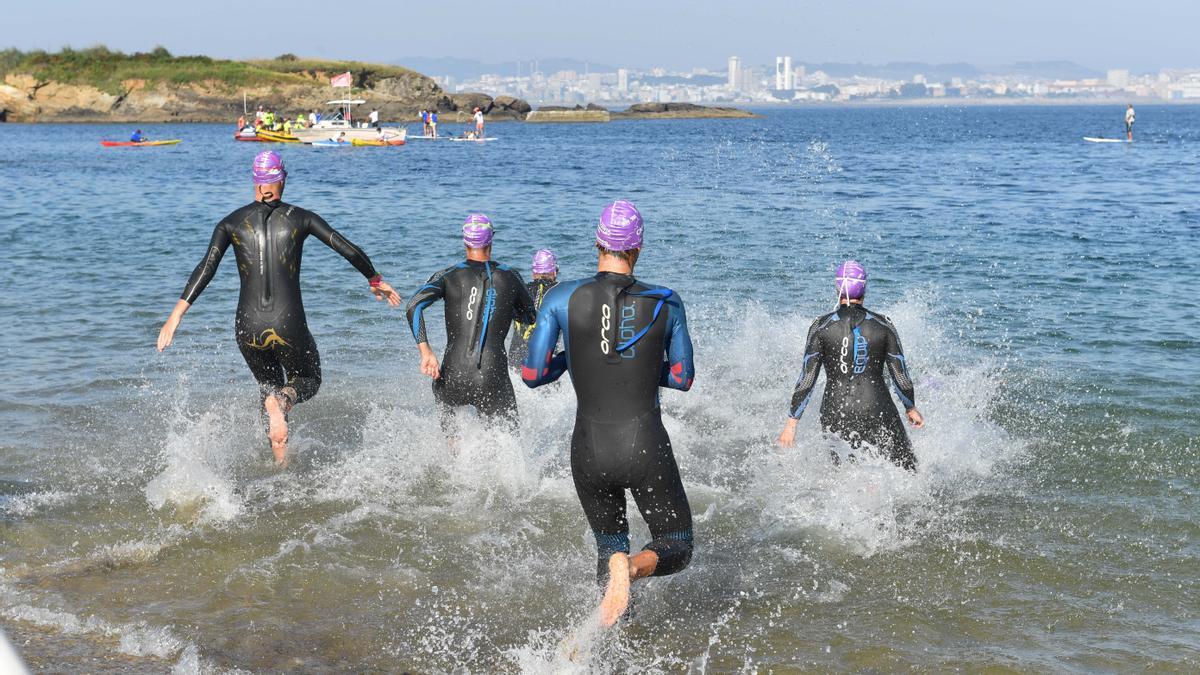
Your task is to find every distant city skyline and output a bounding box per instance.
[5,1,1200,73]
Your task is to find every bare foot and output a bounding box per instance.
[263,394,289,466]
[600,553,631,627]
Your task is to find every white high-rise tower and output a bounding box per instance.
[776,56,794,90]
[728,56,742,91]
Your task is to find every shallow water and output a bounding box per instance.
[0,106,1197,671]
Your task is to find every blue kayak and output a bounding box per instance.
[310,139,351,147]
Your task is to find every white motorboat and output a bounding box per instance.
[291,99,406,143]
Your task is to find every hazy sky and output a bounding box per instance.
[5,0,1198,72]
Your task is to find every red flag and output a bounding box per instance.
[330,72,352,88]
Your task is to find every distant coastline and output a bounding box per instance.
[0,47,756,124]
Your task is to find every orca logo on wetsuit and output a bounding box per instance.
[839,335,850,373]
[600,303,612,354]
[619,305,637,358]
[466,286,480,320]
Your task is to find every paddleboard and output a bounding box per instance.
[407,135,443,140]
[448,137,497,143]
[100,139,182,147]
[1083,137,1128,143]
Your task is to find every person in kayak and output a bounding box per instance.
[522,200,696,627]
[156,151,401,466]
[130,129,146,142]
[1125,104,1136,141]
[509,248,560,370]
[777,261,924,470]
[406,214,536,432]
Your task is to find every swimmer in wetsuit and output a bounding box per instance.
[509,248,559,370]
[157,151,402,466]
[523,200,695,627]
[406,214,536,430]
[777,260,925,470]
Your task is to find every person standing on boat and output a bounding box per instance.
[405,214,536,433]
[156,151,402,467]
[369,108,380,129]
[473,107,485,138]
[1125,104,1136,141]
[509,248,559,370]
[255,105,265,127]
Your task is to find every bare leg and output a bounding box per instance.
[599,550,658,627]
[263,388,296,467]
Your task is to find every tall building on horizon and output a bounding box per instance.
[617,68,629,93]
[728,56,742,91]
[775,56,794,90]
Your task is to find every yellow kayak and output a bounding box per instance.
[255,129,300,143]
[351,137,406,147]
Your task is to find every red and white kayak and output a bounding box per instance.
[100,140,182,147]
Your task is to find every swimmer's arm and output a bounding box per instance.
[511,271,538,326]
[307,213,400,306]
[522,293,567,387]
[407,272,448,380]
[307,212,378,279]
[405,272,447,344]
[160,223,231,351]
[787,320,824,421]
[660,296,695,391]
[884,326,916,410]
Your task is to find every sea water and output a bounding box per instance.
[0,106,1196,671]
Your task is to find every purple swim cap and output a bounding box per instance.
[835,260,868,300]
[462,213,494,248]
[596,200,644,252]
[252,151,287,185]
[531,248,557,275]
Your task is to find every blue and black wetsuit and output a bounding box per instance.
[522,272,696,581]
[179,200,380,411]
[788,303,917,470]
[406,260,536,424]
[508,278,558,369]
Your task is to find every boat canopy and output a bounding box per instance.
[325,99,367,105]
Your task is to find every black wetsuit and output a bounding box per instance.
[788,303,917,470]
[180,200,379,409]
[522,272,696,581]
[508,278,558,369]
[406,260,536,424]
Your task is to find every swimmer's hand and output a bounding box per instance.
[418,342,441,380]
[157,299,191,352]
[906,408,925,428]
[777,418,798,448]
[370,279,402,307]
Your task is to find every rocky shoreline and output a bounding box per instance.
[0,75,754,124]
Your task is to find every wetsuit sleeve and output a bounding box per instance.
[180,221,232,304]
[660,295,695,391]
[884,322,916,410]
[522,285,568,388]
[404,270,447,344]
[788,318,824,419]
[305,212,379,279]
[510,270,538,325]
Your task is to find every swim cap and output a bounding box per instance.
[531,248,557,274]
[596,200,644,251]
[835,260,868,300]
[462,213,494,248]
[252,151,287,185]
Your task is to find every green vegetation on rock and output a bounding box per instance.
[0,46,419,95]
